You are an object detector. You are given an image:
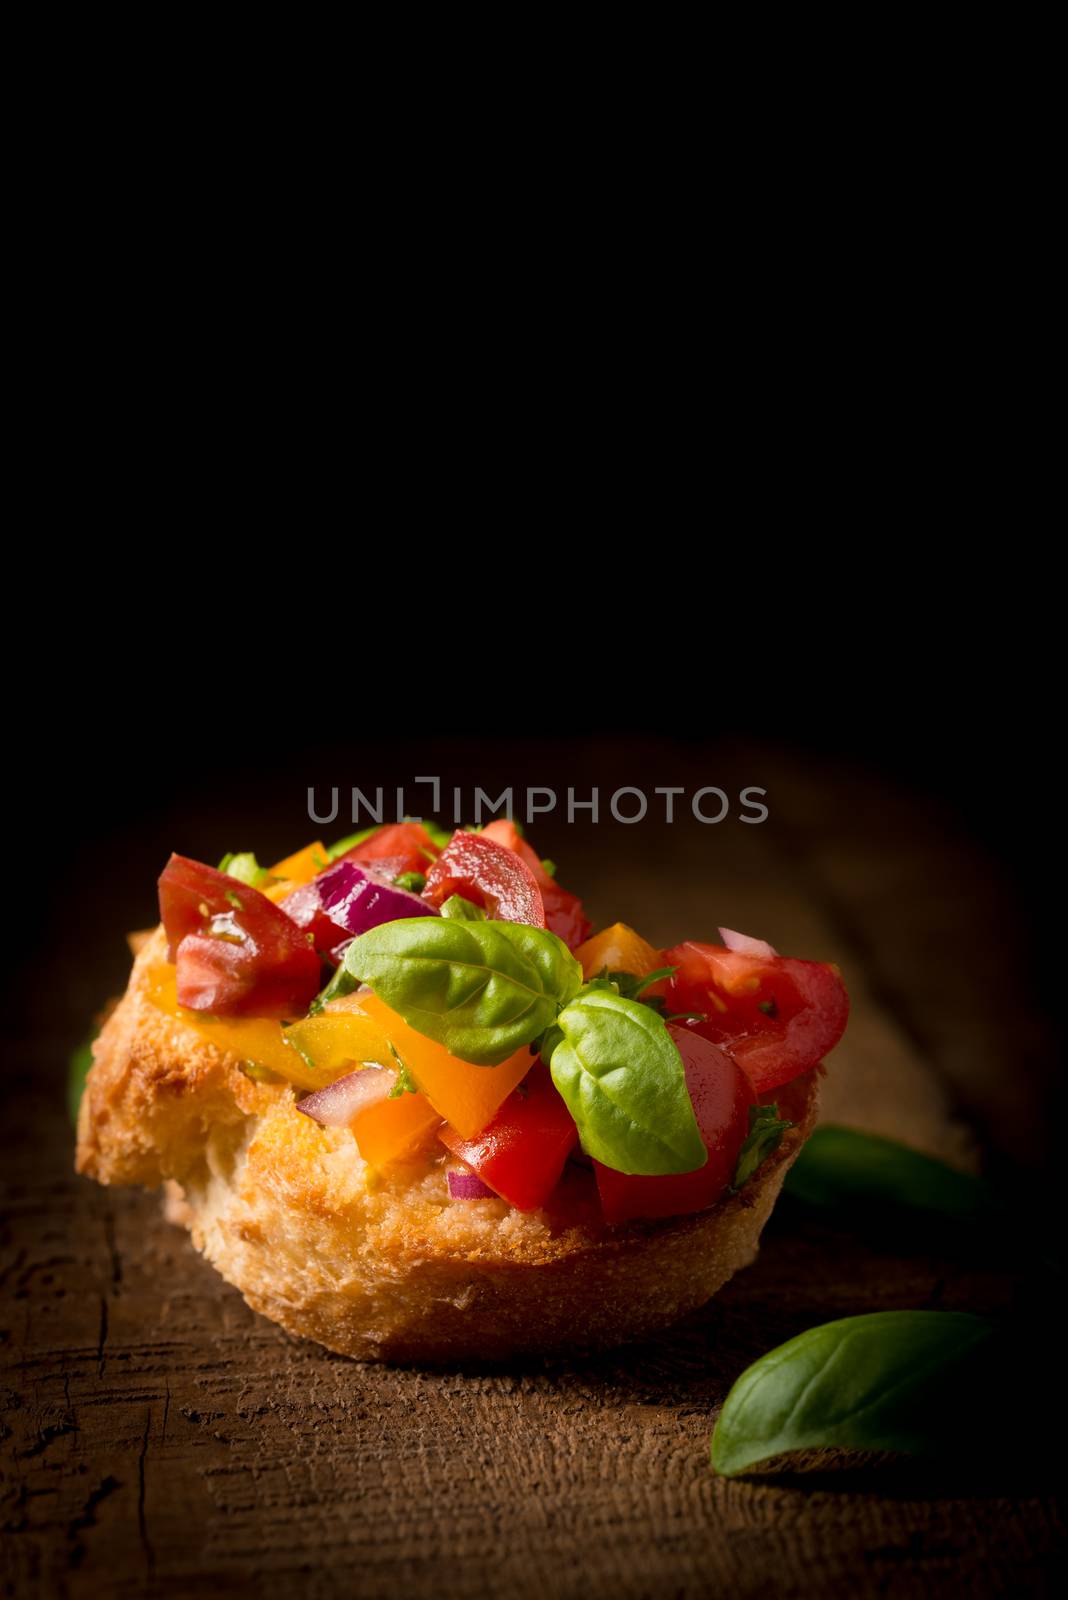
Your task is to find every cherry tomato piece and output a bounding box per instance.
[662,941,849,1095]
[439,1059,577,1210]
[422,831,545,927]
[480,820,591,947]
[593,1024,753,1225]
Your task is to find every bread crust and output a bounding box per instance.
[77,930,820,1362]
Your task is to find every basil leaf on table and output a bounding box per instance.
[732,1104,795,1190]
[335,916,583,1065]
[549,991,706,1176]
[784,1125,993,1222]
[711,1311,994,1477]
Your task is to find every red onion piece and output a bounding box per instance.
[296,1067,394,1128]
[447,1166,497,1200]
[718,926,778,959]
[317,859,437,936]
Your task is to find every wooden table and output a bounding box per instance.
[2,747,1062,1597]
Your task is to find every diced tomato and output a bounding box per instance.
[422,831,545,928]
[662,941,849,1095]
[278,880,350,963]
[439,1060,577,1210]
[340,822,439,881]
[158,854,321,1019]
[593,1025,753,1224]
[575,922,662,982]
[480,821,591,947]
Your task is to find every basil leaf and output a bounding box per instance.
[549,991,705,1176]
[337,916,582,1066]
[218,851,269,886]
[784,1126,993,1222]
[732,1104,795,1190]
[439,895,486,921]
[711,1311,994,1476]
[68,1034,96,1125]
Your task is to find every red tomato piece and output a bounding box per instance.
[340,822,439,880]
[593,1025,754,1224]
[278,880,350,963]
[480,820,591,948]
[662,941,849,1095]
[422,832,545,927]
[158,854,321,1019]
[439,1059,577,1210]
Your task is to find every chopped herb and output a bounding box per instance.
[225,889,245,910]
[218,851,270,887]
[731,1104,796,1191]
[758,998,778,1018]
[394,871,426,893]
[242,1059,282,1085]
[387,1043,418,1096]
[539,859,557,878]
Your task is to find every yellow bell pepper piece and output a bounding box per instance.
[575,922,662,982]
[144,964,328,1089]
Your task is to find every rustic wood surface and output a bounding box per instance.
[2,747,1063,1598]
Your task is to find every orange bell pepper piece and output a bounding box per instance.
[287,991,531,1139]
[353,992,534,1139]
[575,923,662,982]
[352,1092,442,1168]
[263,840,329,902]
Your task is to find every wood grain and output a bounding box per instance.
[2,750,1063,1598]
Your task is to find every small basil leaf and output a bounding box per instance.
[732,1103,795,1191]
[68,1034,97,1125]
[218,851,269,887]
[439,895,487,922]
[549,990,705,1176]
[337,916,582,1066]
[784,1125,993,1222]
[711,1311,995,1477]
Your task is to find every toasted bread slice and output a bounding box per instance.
[77,929,820,1362]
